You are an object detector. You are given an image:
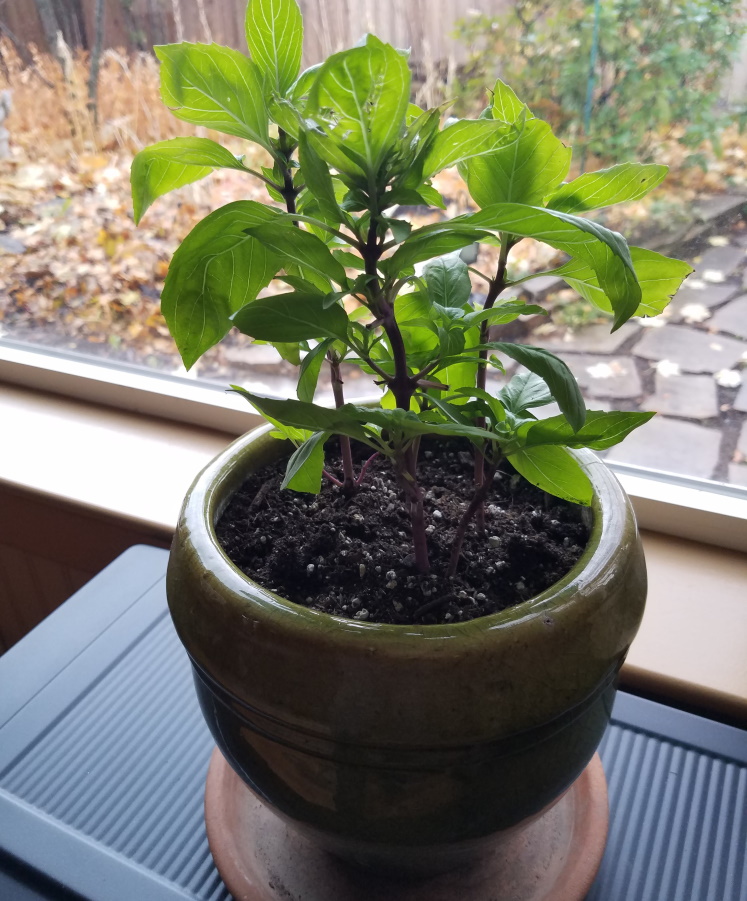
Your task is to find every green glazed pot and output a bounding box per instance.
[167,423,647,874]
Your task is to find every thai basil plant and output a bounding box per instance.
[131,0,691,577]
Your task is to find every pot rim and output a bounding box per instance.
[175,421,636,647]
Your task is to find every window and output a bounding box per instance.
[1,0,746,539]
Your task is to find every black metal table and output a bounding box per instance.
[0,546,744,901]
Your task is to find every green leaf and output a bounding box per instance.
[463,300,546,328]
[451,203,641,329]
[499,372,553,415]
[298,131,343,224]
[297,338,334,402]
[351,406,497,443]
[488,343,586,431]
[460,117,571,207]
[548,163,669,214]
[421,119,518,178]
[507,446,593,505]
[232,293,349,342]
[161,201,283,368]
[423,253,472,308]
[155,43,269,147]
[243,223,348,286]
[518,411,655,450]
[382,224,491,275]
[131,137,246,224]
[230,391,372,442]
[308,36,410,175]
[245,0,303,96]
[552,247,693,318]
[282,431,327,493]
[491,79,528,124]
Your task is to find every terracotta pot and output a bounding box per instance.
[167,424,646,874]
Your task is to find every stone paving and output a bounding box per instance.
[521,198,747,486]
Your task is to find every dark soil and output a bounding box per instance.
[216,440,591,626]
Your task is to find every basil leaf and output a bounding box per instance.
[548,163,669,214]
[282,431,327,494]
[245,0,303,97]
[155,43,269,147]
[488,343,586,431]
[507,446,593,505]
[161,201,283,368]
[519,411,655,450]
[423,254,472,308]
[233,293,349,342]
[499,372,553,415]
[131,137,246,224]
[421,119,518,178]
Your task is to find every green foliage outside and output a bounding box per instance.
[455,0,747,163]
[131,0,692,575]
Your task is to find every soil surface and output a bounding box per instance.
[216,440,591,626]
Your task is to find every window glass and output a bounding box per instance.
[0,0,745,486]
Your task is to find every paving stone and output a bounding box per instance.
[692,244,746,280]
[557,354,642,399]
[641,373,719,420]
[734,381,747,413]
[534,321,639,355]
[739,421,747,458]
[667,282,739,321]
[728,464,747,487]
[521,275,567,299]
[709,295,747,340]
[693,194,747,223]
[0,234,25,254]
[606,417,721,479]
[633,325,746,373]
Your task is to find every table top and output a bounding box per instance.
[0,546,745,901]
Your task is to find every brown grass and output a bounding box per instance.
[1,38,198,161]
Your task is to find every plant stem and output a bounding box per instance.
[448,460,498,577]
[473,235,511,531]
[328,352,356,493]
[361,215,429,573]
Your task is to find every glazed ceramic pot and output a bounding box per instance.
[167,423,646,874]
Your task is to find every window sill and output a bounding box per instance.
[2,380,746,723]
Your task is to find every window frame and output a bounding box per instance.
[2,338,746,553]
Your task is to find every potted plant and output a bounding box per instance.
[131,0,691,887]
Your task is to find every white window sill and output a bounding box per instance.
[1,374,746,723]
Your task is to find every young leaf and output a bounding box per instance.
[487,343,586,431]
[282,431,327,493]
[551,248,693,318]
[245,0,303,97]
[548,163,668,214]
[155,43,270,147]
[307,36,411,175]
[491,79,528,124]
[161,201,283,368]
[460,117,571,208]
[298,131,343,224]
[232,293,349,342]
[297,338,334,402]
[507,446,593,505]
[131,137,247,224]
[451,203,641,329]
[421,119,518,178]
[518,411,655,450]
[499,372,553,415]
[423,254,472,308]
[243,223,349,286]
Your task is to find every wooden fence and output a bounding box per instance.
[1,0,507,68]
